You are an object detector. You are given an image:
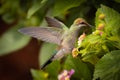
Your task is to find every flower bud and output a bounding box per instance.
[99,13,105,20]
[97,23,105,30]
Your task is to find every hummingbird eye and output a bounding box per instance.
[80,22,85,24]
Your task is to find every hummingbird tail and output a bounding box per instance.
[40,54,55,69]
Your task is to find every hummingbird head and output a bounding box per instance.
[73,18,92,28]
[71,18,92,34]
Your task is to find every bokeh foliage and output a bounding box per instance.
[0,0,120,80]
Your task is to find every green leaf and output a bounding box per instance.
[53,0,85,16]
[0,0,20,23]
[115,0,120,3]
[27,0,48,18]
[0,23,31,56]
[64,55,92,80]
[25,16,41,26]
[78,34,109,64]
[96,5,120,38]
[93,50,120,80]
[95,5,120,49]
[39,42,57,66]
[31,61,60,80]
[2,13,15,23]
[45,60,61,80]
[31,69,48,80]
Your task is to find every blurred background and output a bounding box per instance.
[0,0,120,80]
[0,17,40,80]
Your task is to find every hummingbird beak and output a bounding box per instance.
[88,24,93,28]
[86,23,93,28]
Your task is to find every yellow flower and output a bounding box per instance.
[78,33,86,46]
[63,70,68,76]
[92,30,104,36]
[65,76,70,80]
[58,69,75,80]
[72,48,78,58]
[99,13,105,19]
[97,23,105,30]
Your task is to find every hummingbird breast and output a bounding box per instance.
[53,28,80,60]
[61,32,78,52]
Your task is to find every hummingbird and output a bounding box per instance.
[19,17,92,69]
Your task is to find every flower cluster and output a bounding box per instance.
[78,32,86,46]
[93,13,105,36]
[58,69,75,80]
[72,33,86,58]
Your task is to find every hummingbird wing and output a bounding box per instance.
[19,27,64,45]
[45,16,62,28]
[45,16,68,30]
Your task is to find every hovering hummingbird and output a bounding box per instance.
[19,17,92,69]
